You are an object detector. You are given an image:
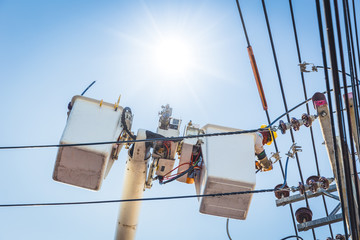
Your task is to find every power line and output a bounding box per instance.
[0,188,278,208]
[260,0,314,238]
[0,93,317,151]
[280,236,304,240]
[0,128,261,150]
[288,0,333,237]
[321,0,350,238]
[3,82,356,151]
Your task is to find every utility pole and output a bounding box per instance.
[115,130,148,240]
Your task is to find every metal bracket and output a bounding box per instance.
[286,143,302,159]
[329,203,341,216]
[276,184,337,207]
[297,213,343,232]
[270,152,281,164]
[299,61,317,73]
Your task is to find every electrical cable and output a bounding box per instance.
[121,107,136,140]
[348,0,360,108]
[288,1,333,237]
[278,156,290,189]
[3,83,357,151]
[226,218,232,240]
[163,162,190,178]
[80,81,96,96]
[316,66,360,81]
[0,128,262,150]
[342,0,360,231]
[260,1,314,238]
[351,0,360,92]
[0,187,280,208]
[333,0,359,237]
[321,0,350,238]
[160,148,202,184]
[280,236,304,240]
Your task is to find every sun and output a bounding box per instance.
[152,36,194,76]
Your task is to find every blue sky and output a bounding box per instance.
[0,0,356,239]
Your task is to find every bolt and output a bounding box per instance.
[320,111,327,117]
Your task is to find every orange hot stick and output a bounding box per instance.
[247,46,268,111]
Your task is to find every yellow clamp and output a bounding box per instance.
[114,95,121,111]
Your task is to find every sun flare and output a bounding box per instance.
[153,36,194,76]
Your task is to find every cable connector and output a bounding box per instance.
[269,152,281,164]
[299,62,317,73]
[286,143,302,159]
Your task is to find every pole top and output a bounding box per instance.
[312,92,327,109]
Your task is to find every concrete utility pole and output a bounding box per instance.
[115,130,148,240]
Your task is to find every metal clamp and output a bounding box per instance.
[286,143,302,159]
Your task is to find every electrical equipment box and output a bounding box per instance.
[196,124,256,220]
[177,143,194,183]
[53,95,127,191]
[157,117,181,138]
[156,158,175,177]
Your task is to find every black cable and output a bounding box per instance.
[333,0,359,237]
[349,0,360,108]
[235,0,250,47]
[80,81,96,96]
[234,1,297,233]
[2,84,358,151]
[352,0,360,97]
[121,107,136,140]
[161,148,202,184]
[288,0,333,237]
[0,128,262,150]
[342,0,360,229]
[67,81,97,111]
[0,188,279,208]
[321,0,350,238]
[260,1,313,238]
[280,236,303,240]
[226,218,232,240]
[315,66,360,82]
[344,0,360,160]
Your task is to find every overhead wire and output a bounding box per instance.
[315,66,360,81]
[320,0,350,238]
[352,0,360,90]
[0,84,342,151]
[342,0,360,228]
[0,187,283,208]
[234,0,298,235]
[288,0,333,237]
[260,0,314,238]
[280,236,304,240]
[0,128,262,150]
[333,0,360,237]
[80,81,96,96]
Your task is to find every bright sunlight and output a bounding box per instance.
[153,36,194,76]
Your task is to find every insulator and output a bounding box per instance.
[290,118,301,131]
[298,182,306,195]
[278,120,291,134]
[302,113,313,127]
[335,234,345,240]
[306,175,320,185]
[295,207,313,223]
[319,177,330,190]
[274,184,290,199]
[308,179,319,193]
